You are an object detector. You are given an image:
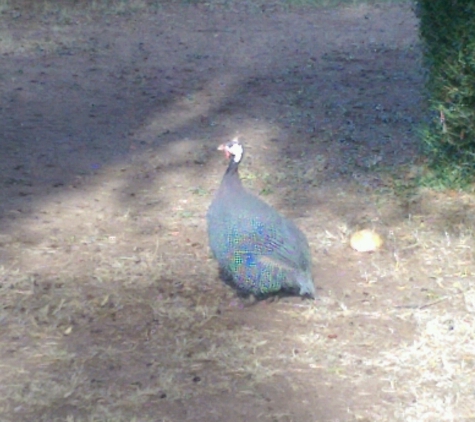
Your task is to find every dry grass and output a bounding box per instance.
[2,151,475,420]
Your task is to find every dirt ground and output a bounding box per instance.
[1,1,475,421]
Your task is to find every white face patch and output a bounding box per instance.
[227,139,243,163]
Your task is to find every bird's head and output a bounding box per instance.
[218,137,243,164]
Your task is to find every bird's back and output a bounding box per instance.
[207,186,315,298]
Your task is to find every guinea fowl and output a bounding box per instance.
[207,138,316,299]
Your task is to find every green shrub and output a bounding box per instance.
[418,0,475,188]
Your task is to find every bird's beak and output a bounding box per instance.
[217,144,230,159]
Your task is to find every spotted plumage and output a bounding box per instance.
[207,138,315,299]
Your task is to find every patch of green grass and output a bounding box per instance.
[419,163,475,192]
[418,124,475,191]
[189,187,209,196]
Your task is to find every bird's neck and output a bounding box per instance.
[222,159,243,190]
